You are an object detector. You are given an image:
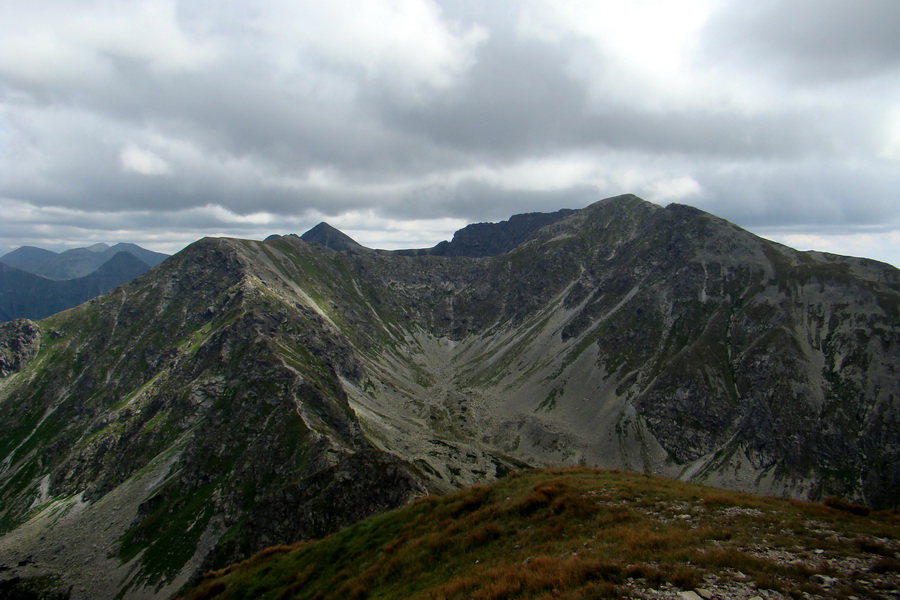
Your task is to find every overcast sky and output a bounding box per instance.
[2,1,899,266]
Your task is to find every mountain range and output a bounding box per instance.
[0,243,169,321]
[0,194,897,599]
[0,242,168,280]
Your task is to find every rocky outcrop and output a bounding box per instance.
[0,319,41,377]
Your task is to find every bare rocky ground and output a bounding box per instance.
[623,552,900,600]
[621,504,900,599]
[0,450,198,600]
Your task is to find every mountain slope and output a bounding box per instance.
[0,237,433,598]
[0,194,897,599]
[0,251,153,321]
[185,467,900,600]
[300,195,898,504]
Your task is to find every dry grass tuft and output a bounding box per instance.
[190,581,226,600]
[464,522,502,547]
[428,555,628,600]
[870,557,900,574]
[823,495,870,516]
[550,492,597,519]
[458,484,492,514]
[854,537,895,556]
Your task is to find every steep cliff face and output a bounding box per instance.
[0,195,897,599]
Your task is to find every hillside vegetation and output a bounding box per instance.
[185,468,900,600]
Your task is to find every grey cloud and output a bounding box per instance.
[385,179,603,223]
[377,21,874,164]
[694,160,900,228]
[372,30,591,158]
[700,0,900,83]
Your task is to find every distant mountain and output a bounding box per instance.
[0,245,58,272]
[0,195,897,598]
[106,242,169,270]
[293,209,577,257]
[384,208,576,257]
[0,242,168,280]
[0,252,153,321]
[428,208,577,257]
[301,222,365,251]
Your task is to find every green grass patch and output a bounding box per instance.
[183,467,900,599]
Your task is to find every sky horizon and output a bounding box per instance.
[2,1,899,267]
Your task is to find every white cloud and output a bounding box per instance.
[328,210,467,249]
[517,0,717,109]
[648,176,703,202]
[119,144,172,176]
[0,0,219,88]
[760,229,900,269]
[879,109,900,163]
[247,0,487,99]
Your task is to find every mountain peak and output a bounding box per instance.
[300,222,366,251]
[428,208,577,258]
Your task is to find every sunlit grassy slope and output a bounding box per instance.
[184,468,900,600]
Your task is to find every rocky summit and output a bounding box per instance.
[0,194,897,599]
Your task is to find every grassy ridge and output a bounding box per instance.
[184,468,900,599]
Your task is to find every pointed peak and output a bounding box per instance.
[300,222,366,251]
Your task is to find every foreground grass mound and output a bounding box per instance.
[184,468,900,600]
